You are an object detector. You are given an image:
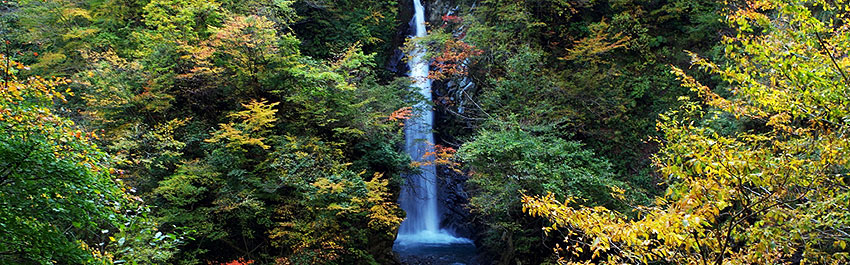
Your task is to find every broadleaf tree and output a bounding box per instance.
[522,0,850,264]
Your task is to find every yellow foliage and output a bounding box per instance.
[205,99,279,151]
[560,20,629,62]
[362,173,404,231]
[523,1,850,264]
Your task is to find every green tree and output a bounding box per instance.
[155,100,405,264]
[458,128,635,264]
[523,0,850,263]
[438,0,725,197]
[292,0,399,60]
[0,55,176,264]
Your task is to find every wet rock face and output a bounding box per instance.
[424,0,479,243]
[437,165,474,238]
[386,0,414,75]
[424,0,457,25]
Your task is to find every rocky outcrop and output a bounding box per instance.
[437,165,474,238]
[386,0,414,75]
[425,0,480,245]
[424,0,459,25]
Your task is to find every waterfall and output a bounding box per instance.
[394,0,471,246]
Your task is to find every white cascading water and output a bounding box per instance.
[395,0,471,246]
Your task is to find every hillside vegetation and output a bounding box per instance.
[0,0,848,264]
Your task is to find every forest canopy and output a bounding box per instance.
[1,0,848,264]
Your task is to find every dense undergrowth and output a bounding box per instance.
[1,0,848,264]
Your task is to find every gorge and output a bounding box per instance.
[393,0,476,264]
[4,0,844,264]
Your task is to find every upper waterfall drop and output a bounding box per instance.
[394,0,471,246]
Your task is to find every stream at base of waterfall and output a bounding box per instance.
[393,0,475,264]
